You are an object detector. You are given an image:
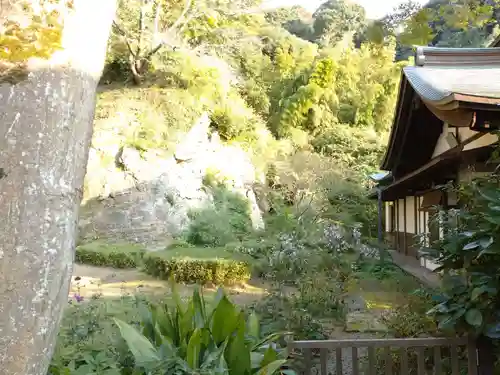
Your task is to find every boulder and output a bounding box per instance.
[80,113,264,244]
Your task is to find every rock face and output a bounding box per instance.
[79,114,263,244]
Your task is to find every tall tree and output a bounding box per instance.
[0,0,115,373]
[398,0,499,47]
[312,0,366,47]
[111,0,261,84]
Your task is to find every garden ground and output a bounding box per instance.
[54,239,437,374]
[71,263,276,306]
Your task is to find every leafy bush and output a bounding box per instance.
[113,285,295,374]
[323,174,378,237]
[383,288,437,338]
[353,257,401,281]
[253,290,329,341]
[426,175,500,337]
[49,295,153,375]
[75,241,145,269]
[94,87,205,151]
[142,248,251,285]
[185,183,253,247]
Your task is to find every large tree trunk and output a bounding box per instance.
[0,1,115,373]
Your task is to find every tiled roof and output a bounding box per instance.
[403,47,500,106]
[380,46,500,172]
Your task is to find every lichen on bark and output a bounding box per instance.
[0,61,29,85]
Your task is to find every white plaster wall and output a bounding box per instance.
[459,127,497,151]
[397,198,405,232]
[406,196,416,234]
[385,202,391,232]
[432,123,451,158]
[432,124,496,158]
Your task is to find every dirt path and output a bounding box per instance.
[70,264,272,306]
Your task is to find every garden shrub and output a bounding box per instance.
[49,295,155,374]
[185,182,253,247]
[113,286,294,375]
[254,290,329,342]
[142,247,251,285]
[383,288,437,338]
[75,241,145,269]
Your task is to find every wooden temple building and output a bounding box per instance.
[371,41,500,270]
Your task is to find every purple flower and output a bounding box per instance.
[73,293,84,303]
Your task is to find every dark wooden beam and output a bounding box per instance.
[403,198,407,255]
[381,132,489,201]
[396,200,400,251]
[414,197,418,238]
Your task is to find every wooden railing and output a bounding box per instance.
[288,337,477,375]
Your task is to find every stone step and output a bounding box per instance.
[345,311,388,333]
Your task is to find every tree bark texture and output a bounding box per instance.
[0,1,115,374]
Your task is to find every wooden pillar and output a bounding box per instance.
[377,189,383,245]
[403,197,407,255]
[413,196,418,257]
[395,200,399,251]
[423,209,427,248]
[476,335,494,375]
[443,191,449,237]
[416,196,420,236]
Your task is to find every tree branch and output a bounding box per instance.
[136,0,147,57]
[168,0,193,31]
[143,0,193,60]
[112,20,137,58]
[153,0,161,35]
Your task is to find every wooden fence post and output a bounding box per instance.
[476,335,495,375]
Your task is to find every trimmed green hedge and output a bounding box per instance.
[75,241,145,269]
[143,247,251,285]
[75,242,251,285]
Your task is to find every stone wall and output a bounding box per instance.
[79,113,263,245]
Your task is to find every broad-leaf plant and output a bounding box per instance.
[426,172,500,338]
[114,283,295,374]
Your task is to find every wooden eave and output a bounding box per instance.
[380,79,444,178]
[381,47,500,176]
[378,143,496,201]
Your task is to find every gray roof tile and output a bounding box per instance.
[404,65,500,102]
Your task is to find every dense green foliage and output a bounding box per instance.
[143,247,251,285]
[75,242,145,269]
[95,0,409,253]
[426,173,500,337]
[50,287,293,375]
[365,0,500,61]
[101,0,400,221]
[185,182,253,247]
[74,242,251,285]
[112,286,292,374]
